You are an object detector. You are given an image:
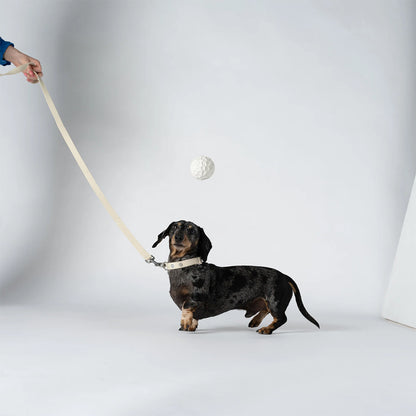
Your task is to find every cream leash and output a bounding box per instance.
[1,63,165,267]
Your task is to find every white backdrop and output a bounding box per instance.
[1,0,416,315]
[383,174,416,327]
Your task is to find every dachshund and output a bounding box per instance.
[152,220,320,334]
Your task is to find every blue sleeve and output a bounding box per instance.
[0,37,14,66]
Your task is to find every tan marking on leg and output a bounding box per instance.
[288,282,297,294]
[248,309,269,328]
[257,317,278,335]
[180,308,198,331]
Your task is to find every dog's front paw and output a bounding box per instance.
[180,318,198,332]
[180,307,198,332]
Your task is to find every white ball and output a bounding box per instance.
[190,156,215,180]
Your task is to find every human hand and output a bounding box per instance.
[3,45,43,83]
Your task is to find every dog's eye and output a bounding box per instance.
[188,228,195,234]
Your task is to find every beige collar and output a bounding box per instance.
[165,257,203,270]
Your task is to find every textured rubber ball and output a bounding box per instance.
[190,156,215,180]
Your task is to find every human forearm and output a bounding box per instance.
[3,45,43,83]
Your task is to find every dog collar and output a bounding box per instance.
[164,257,203,270]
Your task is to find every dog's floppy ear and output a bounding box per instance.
[198,227,212,262]
[152,223,175,248]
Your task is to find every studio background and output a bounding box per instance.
[2,2,416,416]
[1,0,416,315]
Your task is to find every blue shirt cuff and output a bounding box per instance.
[0,40,14,66]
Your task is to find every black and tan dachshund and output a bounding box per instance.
[152,220,320,334]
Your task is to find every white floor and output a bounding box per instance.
[0,305,415,416]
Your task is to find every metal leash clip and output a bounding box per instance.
[145,255,167,269]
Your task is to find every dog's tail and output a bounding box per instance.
[287,277,320,329]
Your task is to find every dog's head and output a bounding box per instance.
[152,220,212,262]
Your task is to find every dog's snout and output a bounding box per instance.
[174,232,184,243]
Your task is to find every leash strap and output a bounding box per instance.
[1,63,153,262]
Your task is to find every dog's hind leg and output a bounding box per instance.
[248,309,269,328]
[257,314,287,334]
[257,290,293,335]
[245,297,269,327]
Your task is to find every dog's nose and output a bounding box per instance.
[175,234,184,242]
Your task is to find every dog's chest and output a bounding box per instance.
[167,266,210,306]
